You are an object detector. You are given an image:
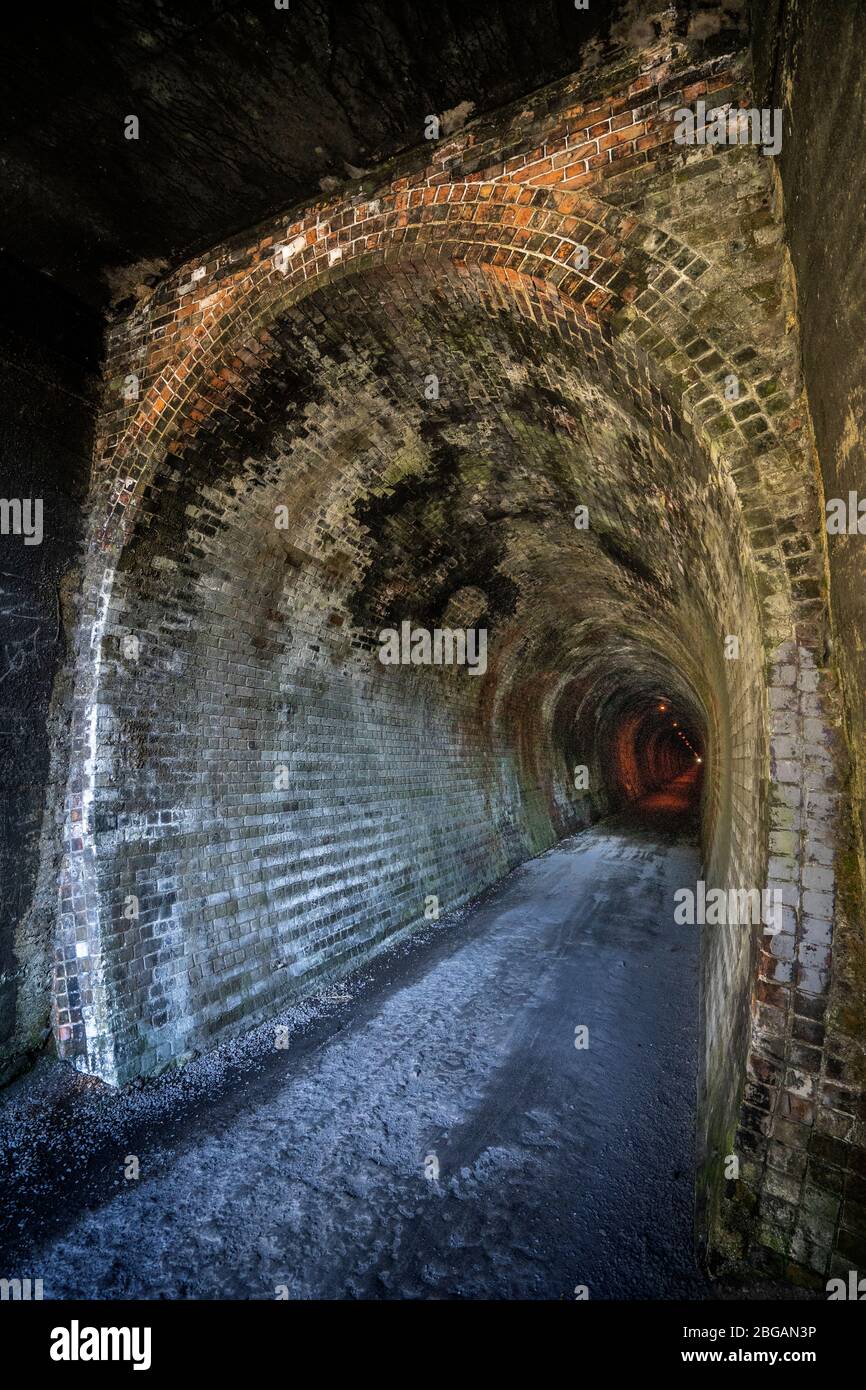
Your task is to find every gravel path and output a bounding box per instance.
[2,777,712,1299]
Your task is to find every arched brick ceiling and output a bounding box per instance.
[117,261,730,794]
[92,138,822,649]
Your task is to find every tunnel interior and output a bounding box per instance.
[78,256,765,1106]
[3,0,866,1311]
[15,0,856,1292]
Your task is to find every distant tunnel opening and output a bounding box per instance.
[603,690,705,821]
[561,674,707,821]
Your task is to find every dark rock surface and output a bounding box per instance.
[1,0,742,307]
[0,259,97,1080]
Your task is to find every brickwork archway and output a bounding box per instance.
[54,41,854,1282]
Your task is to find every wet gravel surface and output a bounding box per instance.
[0,777,807,1300]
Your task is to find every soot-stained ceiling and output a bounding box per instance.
[1,0,746,309]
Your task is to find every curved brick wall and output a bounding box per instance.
[81,264,761,1083]
[43,23,859,1284]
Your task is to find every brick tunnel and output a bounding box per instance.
[1,0,865,1310]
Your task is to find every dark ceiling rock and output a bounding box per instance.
[1,0,732,308]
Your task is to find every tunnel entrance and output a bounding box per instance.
[48,34,848,1285]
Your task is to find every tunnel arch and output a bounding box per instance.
[55,56,845,1276]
